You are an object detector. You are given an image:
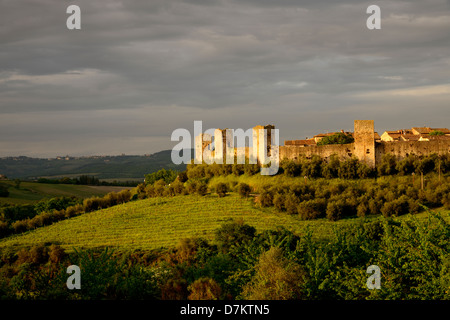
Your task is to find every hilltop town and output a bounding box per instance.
[195,120,450,168]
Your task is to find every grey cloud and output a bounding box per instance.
[0,0,449,156]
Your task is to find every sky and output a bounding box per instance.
[1,0,450,157]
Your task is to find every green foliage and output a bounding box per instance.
[316,132,354,146]
[237,183,251,198]
[429,130,445,136]
[241,247,306,300]
[187,277,222,300]
[34,197,80,214]
[378,154,398,176]
[145,169,179,185]
[214,220,256,253]
[215,182,228,197]
[0,184,9,197]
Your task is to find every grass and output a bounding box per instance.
[0,192,448,253]
[0,181,131,205]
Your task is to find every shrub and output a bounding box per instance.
[186,180,198,195]
[145,185,156,197]
[65,204,84,218]
[187,277,222,300]
[48,244,66,264]
[171,179,186,195]
[257,190,273,207]
[241,247,306,300]
[297,198,326,220]
[215,182,228,198]
[237,183,251,198]
[284,193,299,215]
[154,180,166,197]
[145,168,178,185]
[378,154,398,176]
[381,196,410,217]
[195,181,208,196]
[356,202,369,218]
[11,219,29,233]
[281,159,301,177]
[326,199,346,221]
[214,219,256,252]
[316,132,354,145]
[0,220,10,238]
[273,193,285,211]
[0,184,9,197]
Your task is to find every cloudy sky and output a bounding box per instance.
[1,0,450,157]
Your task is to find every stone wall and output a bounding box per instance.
[280,143,355,162]
[375,140,450,164]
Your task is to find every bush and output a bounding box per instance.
[188,277,222,300]
[326,199,346,221]
[257,190,273,207]
[185,180,198,195]
[297,198,326,220]
[378,154,398,176]
[215,183,228,198]
[284,193,300,215]
[237,183,251,198]
[273,193,285,211]
[381,196,410,217]
[241,247,306,300]
[280,159,301,177]
[214,220,256,252]
[195,181,208,196]
[145,169,178,185]
[0,184,9,197]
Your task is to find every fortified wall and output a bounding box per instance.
[280,120,450,167]
[374,140,450,165]
[194,120,450,168]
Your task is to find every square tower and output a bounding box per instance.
[353,120,376,168]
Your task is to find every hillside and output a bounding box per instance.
[0,149,190,180]
[1,193,448,253]
[0,181,131,205]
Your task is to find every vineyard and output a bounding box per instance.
[1,192,448,253]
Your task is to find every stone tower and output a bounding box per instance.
[353,120,376,168]
[253,125,275,160]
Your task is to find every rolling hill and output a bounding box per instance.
[0,149,190,180]
[1,192,448,253]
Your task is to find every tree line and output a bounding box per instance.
[37,175,139,187]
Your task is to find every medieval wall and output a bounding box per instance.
[375,140,450,164]
[279,143,355,162]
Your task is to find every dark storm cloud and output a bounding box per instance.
[0,0,449,156]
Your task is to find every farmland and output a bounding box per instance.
[0,180,131,205]
[0,192,448,253]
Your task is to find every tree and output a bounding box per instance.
[280,159,301,177]
[187,277,222,300]
[316,132,354,146]
[214,220,256,253]
[145,169,178,185]
[215,182,228,198]
[0,184,9,197]
[14,179,21,189]
[429,130,445,136]
[241,247,306,300]
[377,154,398,176]
[237,183,251,198]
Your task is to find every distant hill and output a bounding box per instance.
[0,149,192,180]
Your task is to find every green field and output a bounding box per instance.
[1,192,448,253]
[0,181,131,205]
